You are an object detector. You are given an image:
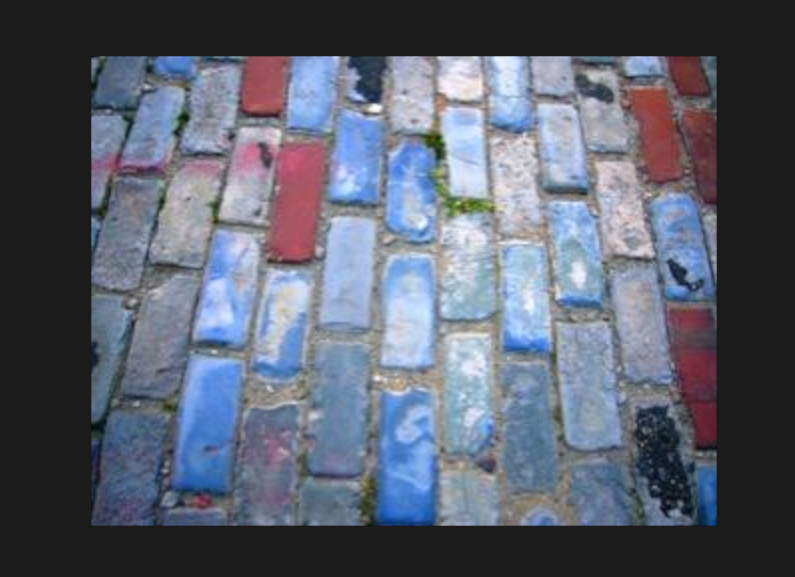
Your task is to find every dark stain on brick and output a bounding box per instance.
[668,259,705,293]
[92,341,100,372]
[348,57,387,104]
[576,73,614,104]
[258,143,274,170]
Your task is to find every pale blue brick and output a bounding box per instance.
[154,56,198,79]
[697,466,718,527]
[386,139,438,243]
[329,110,385,205]
[538,104,589,193]
[442,107,489,199]
[487,56,533,133]
[570,462,634,526]
[625,56,665,78]
[91,295,132,425]
[501,243,552,354]
[120,87,185,173]
[441,471,499,526]
[532,56,575,97]
[287,56,340,134]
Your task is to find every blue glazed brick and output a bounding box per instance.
[548,201,605,308]
[329,110,385,205]
[625,56,664,78]
[487,57,533,133]
[503,362,559,494]
[442,107,489,199]
[319,217,377,332]
[381,254,437,370]
[193,230,260,349]
[173,355,244,495]
[501,243,553,354]
[570,462,634,526]
[154,56,198,79]
[120,87,185,173]
[287,56,340,134]
[651,193,716,302]
[308,343,370,478]
[444,334,494,459]
[538,104,590,193]
[252,270,314,381]
[386,139,438,243]
[378,389,438,526]
[697,466,717,526]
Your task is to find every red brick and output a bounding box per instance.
[268,143,326,263]
[677,349,718,402]
[668,57,711,97]
[668,308,717,349]
[688,401,717,450]
[242,57,288,116]
[630,88,684,183]
[682,110,718,205]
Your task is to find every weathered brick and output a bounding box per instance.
[438,57,484,102]
[697,466,718,526]
[268,143,326,263]
[501,243,552,353]
[252,270,314,381]
[236,405,300,526]
[319,217,377,331]
[378,389,438,526]
[577,69,629,153]
[688,401,718,450]
[173,356,244,494]
[386,139,438,243]
[150,160,223,269]
[442,107,489,199]
[299,480,361,527]
[668,56,710,96]
[242,56,288,116]
[390,56,435,134]
[441,471,499,526]
[381,254,437,370]
[120,87,185,174]
[611,264,674,385]
[702,211,718,282]
[538,104,589,192]
[444,334,494,459]
[92,411,170,526]
[154,56,197,80]
[441,214,497,321]
[308,343,370,478]
[557,322,623,451]
[595,161,655,259]
[624,56,664,78]
[651,193,716,301]
[91,115,127,211]
[287,57,340,133]
[681,110,718,205]
[94,56,147,109]
[346,56,387,104]
[490,133,543,237]
[502,362,559,494]
[121,275,200,400]
[630,87,684,183]
[193,230,260,349]
[548,202,605,308]
[532,56,574,97]
[182,66,241,155]
[91,177,162,292]
[329,110,385,205]
[91,295,132,424]
[487,56,533,132]
[569,462,633,526]
[163,508,228,527]
[219,126,281,226]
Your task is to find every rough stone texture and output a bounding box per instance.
[441,471,499,526]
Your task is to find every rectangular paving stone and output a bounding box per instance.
[624,56,665,78]
[91,115,127,211]
[668,56,710,96]
[163,508,228,527]
[308,343,371,478]
[91,295,132,424]
[377,389,438,526]
[173,355,244,494]
[490,133,543,237]
[441,471,499,526]
[611,264,674,385]
[444,334,494,459]
[390,56,435,134]
[92,411,170,526]
[486,56,533,133]
[287,56,340,134]
[319,217,377,331]
[577,69,629,153]
[299,479,362,527]
[328,110,385,205]
[442,107,489,199]
[94,56,147,109]
[538,104,589,192]
[682,110,718,205]
[120,87,185,174]
[569,462,634,526]
[557,322,623,451]
[193,230,260,349]
[91,177,163,292]
[121,275,200,400]
[651,193,716,302]
[630,87,684,183]
[182,66,242,155]
[438,56,484,102]
[242,56,288,115]
[154,56,198,80]
[219,126,281,226]
[595,161,655,259]
[150,159,223,269]
[381,254,437,370]
[386,139,438,243]
[441,214,497,321]
[252,270,314,381]
[548,201,605,308]
[501,243,552,354]
[532,56,575,96]
[268,142,326,263]
[346,56,387,104]
[502,362,559,494]
[236,405,300,526]
[697,466,718,526]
